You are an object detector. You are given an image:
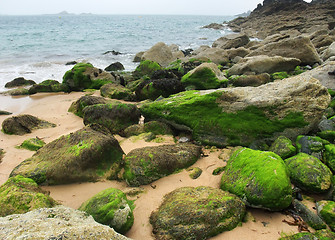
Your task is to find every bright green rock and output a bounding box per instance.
[150,186,246,240]
[220,148,292,211]
[317,200,335,231]
[296,135,329,159]
[19,137,45,151]
[133,60,161,79]
[324,144,335,172]
[269,136,296,159]
[285,153,332,193]
[318,131,335,142]
[79,188,134,234]
[0,175,56,217]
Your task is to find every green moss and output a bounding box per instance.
[318,201,335,231]
[279,229,335,240]
[318,131,335,142]
[328,89,335,97]
[165,59,184,75]
[271,71,289,80]
[187,167,203,179]
[78,188,134,234]
[324,144,335,172]
[133,60,161,79]
[269,136,296,159]
[19,137,46,151]
[220,148,292,211]
[212,167,226,175]
[141,90,308,147]
[143,121,173,135]
[63,63,93,90]
[296,135,329,153]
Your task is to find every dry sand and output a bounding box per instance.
[0,92,301,240]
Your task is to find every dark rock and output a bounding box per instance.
[123,143,202,186]
[0,110,12,115]
[279,229,335,240]
[28,80,69,94]
[100,83,136,101]
[202,23,225,30]
[105,62,125,72]
[103,50,122,55]
[68,95,109,118]
[181,48,193,57]
[150,186,246,240]
[2,114,56,135]
[19,137,46,151]
[132,60,162,79]
[5,77,36,88]
[296,135,329,160]
[10,126,125,185]
[65,61,78,65]
[151,69,181,80]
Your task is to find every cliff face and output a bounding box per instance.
[228,0,335,39]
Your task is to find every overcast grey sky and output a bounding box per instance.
[0,0,267,16]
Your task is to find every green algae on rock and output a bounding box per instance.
[324,144,335,172]
[132,60,161,79]
[0,175,57,217]
[279,229,335,240]
[2,114,56,135]
[150,186,245,240]
[123,143,202,187]
[28,80,69,94]
[83,101,141,135]
[220,148,292,211]
[19,137,46,151]
[317,200,335,231]
[79,188,134,234]
[68,95,109,118]
[187,167,203,179]
[269,136,296,159]
[10,126,124,185]
[100,83,136,101]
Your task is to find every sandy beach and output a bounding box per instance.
[0,92,301,240]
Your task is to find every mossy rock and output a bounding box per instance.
[63,63,115,91]
[0,175,57,217]
[2,114,56,135]
[123,124,145,138]
[317,200,335,231]
[271,71,289,80]
[78,188,134,234]
[68,95,109,118]
[285,153,332,193]
[28,80,69,94]
[5,77,36,88]
[83,102,141,135]
[100,83,135,101]
[279,229,335,240]
[187,167,202,179]
[181,63,227,90]
[318,131,335,142]
[19,137,46,151]
[0,110,12,115]
[324,144,335,172]
[133,60,161,79]
[104,62,125,72]
[220,148,292,211]
[0,149,4,162]
[10,126,125,185]
[143,121,173,136]
[6,88,30,96]
[296,135,329,160]
[212,166,225,175]
[150,186,246,240]
[269,136,296,159]
[123,143,202,186]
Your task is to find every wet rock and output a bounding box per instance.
[150,186,246,240]
[19,137,46,151]
[100,83,135,101]
[28,80,69,94]
[279,229,335,240]
[65,61,78,65]
[105,62,125,72]
[132,60,162,79]
[0,110,12,115]
[5,77,36,88]
[269,136,296,159]
[68,95,109,118]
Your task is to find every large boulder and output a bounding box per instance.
[220,148,292,211]
[228,55,301,75]
[190,47,229,65]
[63,63,116,91]
[79,188,134,234]
[299,61,335,89]
[141,75,330,147]
[0,205,131,240]
[150,186,246,240]
[100,83,136,101]
[247,36,321,65]
[83,101,141,135]
[123,143,202,186]
[132,60,162,79]
[5,77,36,88]
[212,33,250,49]
[284,153,333,193]
[181,62,228,90]
[141,42,182,67]
[28,80,69,94]
[10,126,125,185]
[322,42,335,61]
[2,114,56,135]
[68,95,110,118]
[0,175,57,217]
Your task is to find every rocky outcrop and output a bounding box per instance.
[150,186,246,240]
[221,148,292,211]
[2,114,56,135]
[5,77,36,88]
[79,188,134,234]
[10,126,125,185]
[141,75,330,147]
[123,143,202,186]
[0,205,131,240]
[0,175,57,217]
[212,33,250,49]
[228,55,301,75]
[68,95,110,118]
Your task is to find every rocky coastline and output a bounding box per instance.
[1,0,335,239]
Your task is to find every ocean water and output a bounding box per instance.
[0,14,233,92]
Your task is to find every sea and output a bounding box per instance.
[0,14,234,93]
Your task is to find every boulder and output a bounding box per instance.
[133,51,145,62]
[140,75,330,147]
[10,126,124,185]
[322,42,335,61]
[181,62,228,90]
[83,101,141,135]
[132,60,162,79]
[150,186,246,240]
[28,80,69,94]
[269,136,296,159]
[19,137,46,151]
[220,148,292,211]
[0,205,131,240]
[79,188,134,234]
[284,153,332,193]
[231,73,271,87]
[123,121,173,138]
[228,55,301,75]
[190,47,229,65]
[105,62,125,72]
[141,42,179,67]
[2,114,56,135]
[226,47,251,60]
[123,143,202,186]
[299,61,335,89]
[279,229,335,240]
[324,144,335,172]
[63,63,116,91]
[0,110,12,115]
[247,36,321,65]
[68,95,109,118]
[212,33,250,49]
[5,88,29,96]
[100,83,136,101]
[5,77,36,88]
[317,200,335,231]
[296,135,329,160]
[0,175,56,217]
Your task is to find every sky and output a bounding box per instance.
[0,0,267,16]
